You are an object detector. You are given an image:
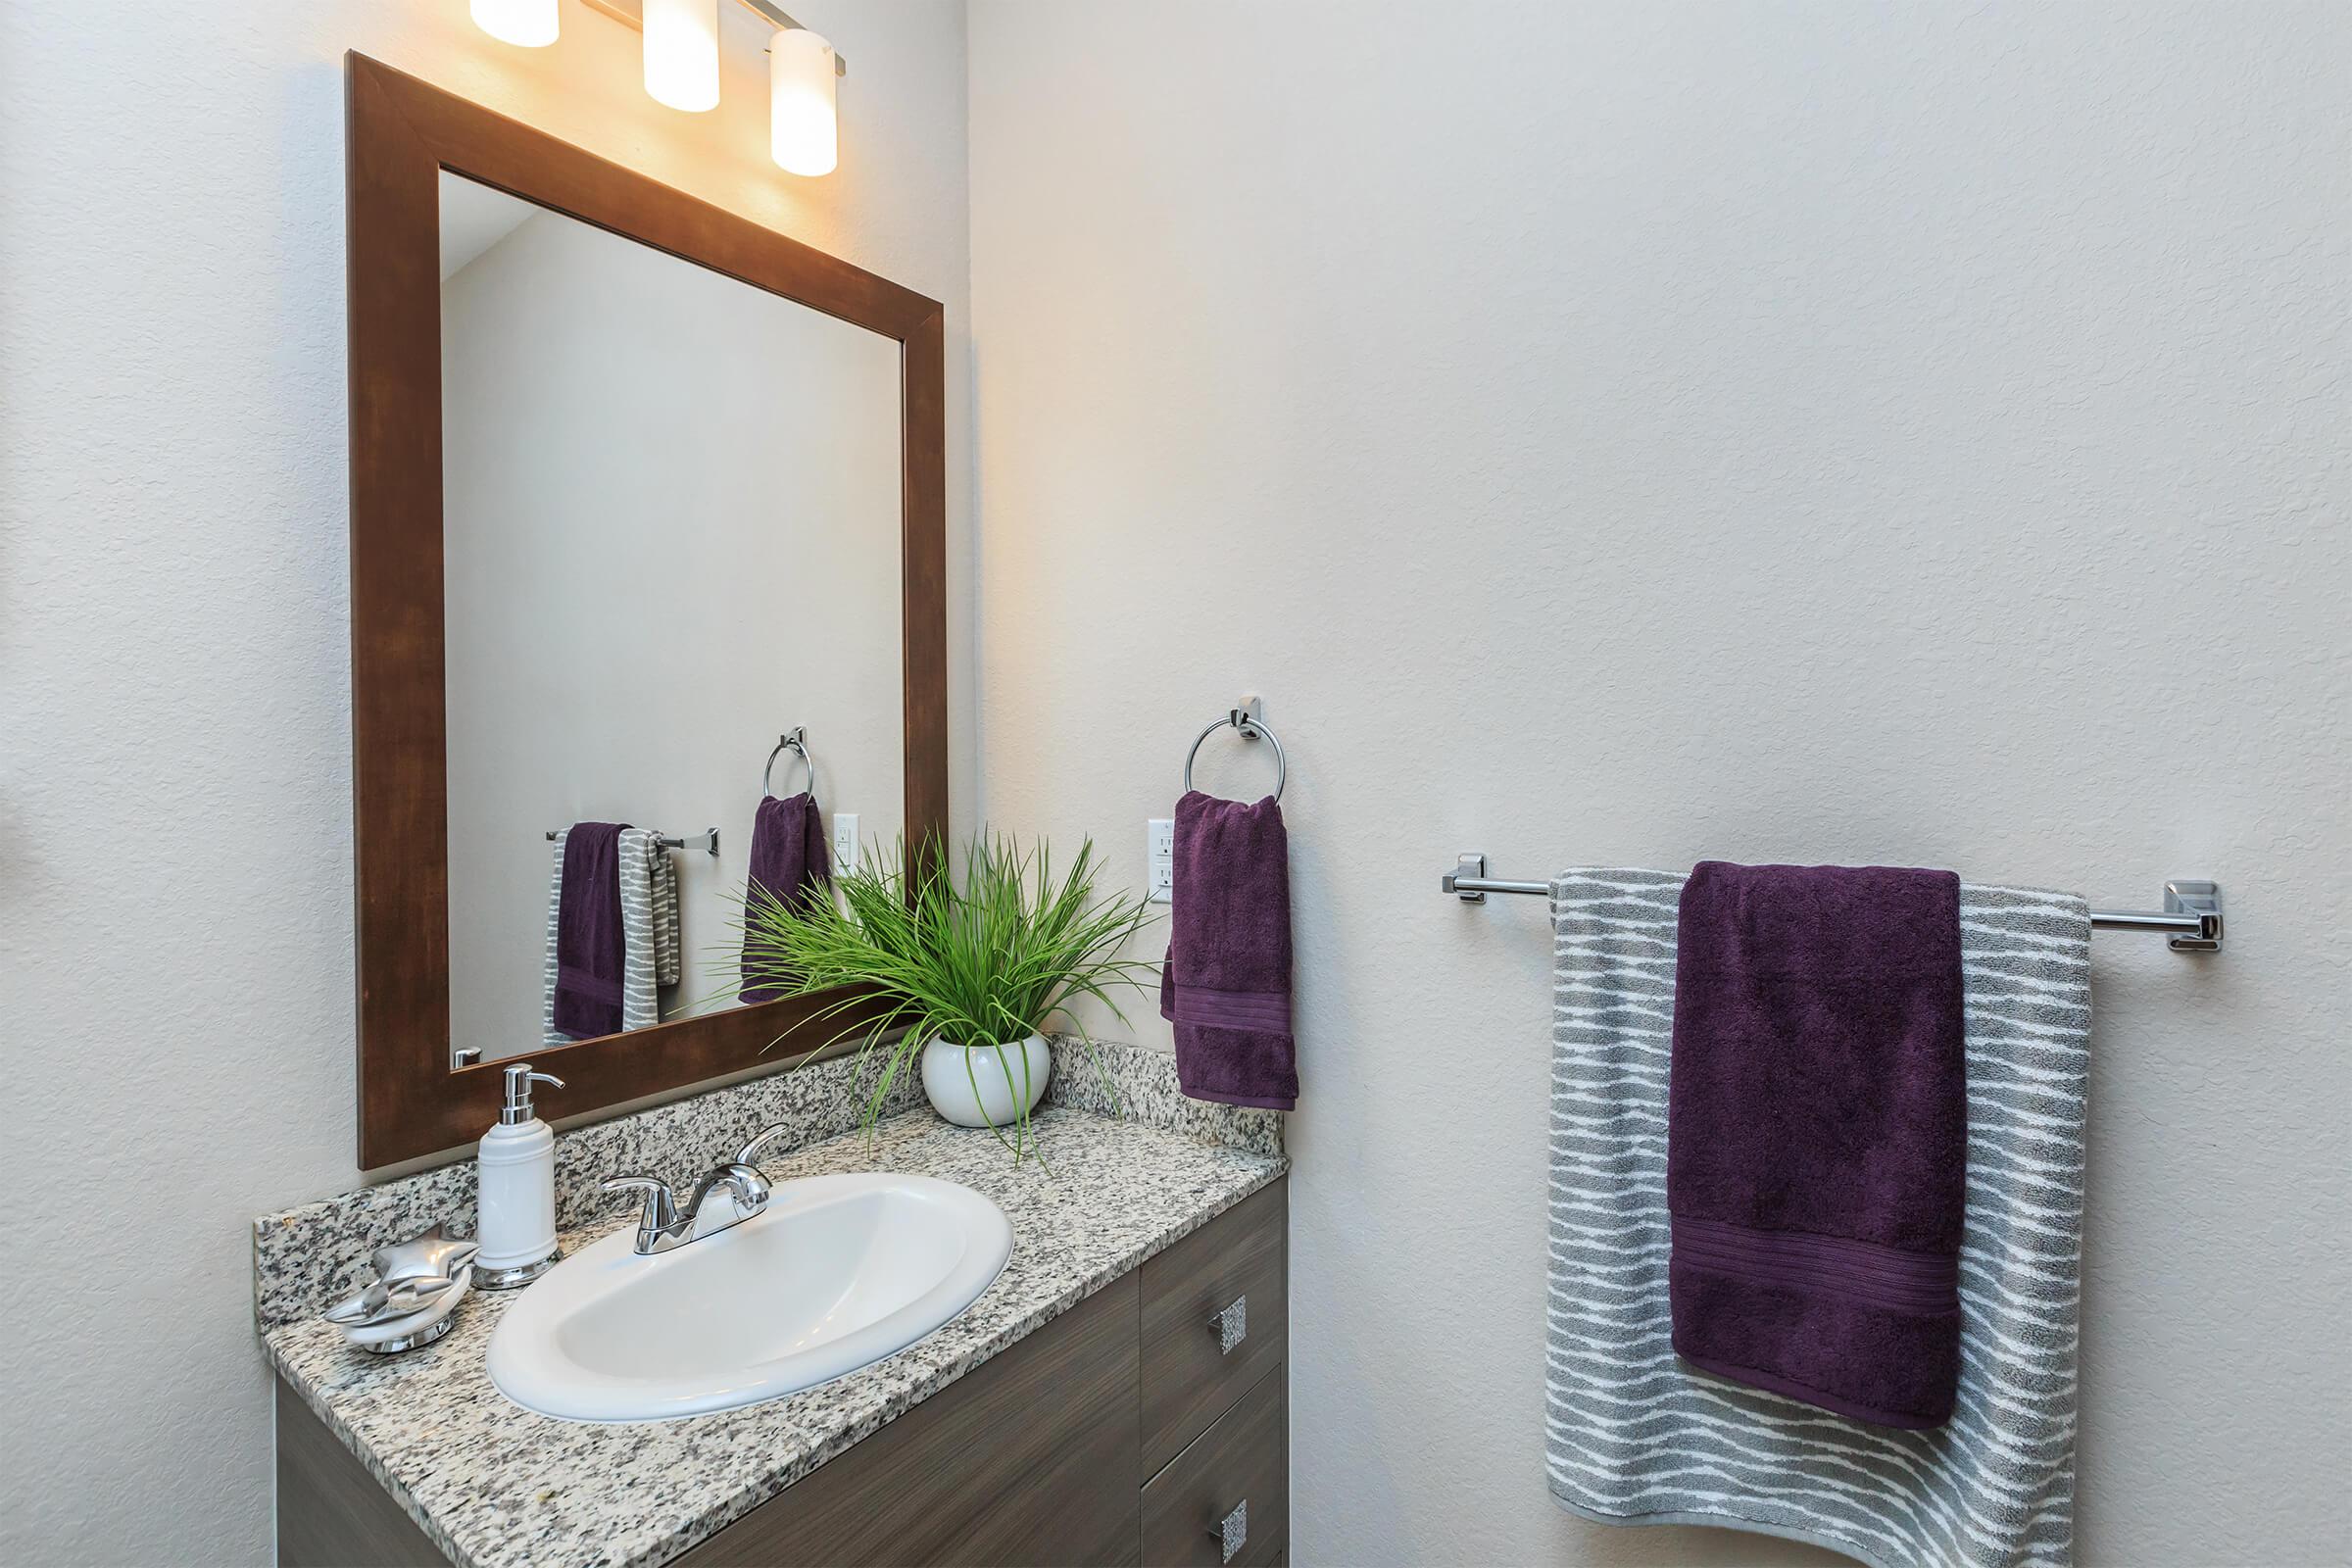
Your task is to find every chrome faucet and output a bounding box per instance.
[602,1125,793,1256]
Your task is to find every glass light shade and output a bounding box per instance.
[471,0,559,48]
[644,0,721,113]
[769,28,838,176]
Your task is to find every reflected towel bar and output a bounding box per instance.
[546,827,720,858]
[1442,855,2225,953]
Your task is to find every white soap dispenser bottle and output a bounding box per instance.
[475,1063,564,1289]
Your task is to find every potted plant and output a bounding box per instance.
[729,833,1158,1160]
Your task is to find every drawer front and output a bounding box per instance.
[1141,1362,1286,1568]
[1139,1178,1288,1476]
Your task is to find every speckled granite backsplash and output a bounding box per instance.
[1047,1035,1284,1156]
[255,1036,1276,1330]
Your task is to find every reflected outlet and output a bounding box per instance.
[1147,818,1173,904]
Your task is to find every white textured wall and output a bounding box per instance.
[0,2,971,1561]
[968,3,2349,1565]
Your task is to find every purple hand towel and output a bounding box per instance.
[741,791,831,1004]
[552,821,627,1041]
[1667,860,1966,1430]
[1158,790,1297,1110]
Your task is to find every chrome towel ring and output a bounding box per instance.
[762,727,816,799]
[1184,706,1286,803]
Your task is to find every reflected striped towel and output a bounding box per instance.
[633,829,681,989]
[542,828,682,1045]
[616,828,680,1021]
[1547,868,2090,1568]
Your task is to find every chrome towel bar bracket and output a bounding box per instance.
[1443,854,2226,953]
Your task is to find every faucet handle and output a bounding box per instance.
[735,1123,792,1168]
[603,1175,679,1234]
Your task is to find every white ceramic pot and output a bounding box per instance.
[920,1033,1052,1128]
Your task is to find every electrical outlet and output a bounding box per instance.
[1147,818,1174,904]
[831,812,859,872]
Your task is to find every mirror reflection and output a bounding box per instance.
[436,172,905,1063]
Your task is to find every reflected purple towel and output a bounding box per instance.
[1667,860,1966,1430]
[741,791,831,1004]
[1158,790,1296,1110]
[552,821,627,1041]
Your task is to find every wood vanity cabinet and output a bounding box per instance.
[278,1178,1289,1568]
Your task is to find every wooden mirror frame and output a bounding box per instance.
[345,55,946,1168]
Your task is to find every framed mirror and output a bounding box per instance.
[346,55,946,1167]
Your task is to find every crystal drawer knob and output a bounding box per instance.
[1207,1294,1247,1355]
[1208,1498,1247,1564]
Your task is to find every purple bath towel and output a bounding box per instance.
[1159,790,1297,1110]
[741,791,831,1004]
[1667,860,1966,1430]
[552,821,627,1041]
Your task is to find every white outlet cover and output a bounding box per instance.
[1147,818,1174,905]
[832,812,859,872]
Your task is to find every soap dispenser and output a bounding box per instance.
[475,1063,564,1289]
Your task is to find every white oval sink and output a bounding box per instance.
[488,1172,1012,1422]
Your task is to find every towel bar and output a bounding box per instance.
[1441,854,2224,953]
[545,827,720,857]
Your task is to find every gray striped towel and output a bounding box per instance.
[640,830,681,988]
[1547,868,2090,1568]
[540,828,573,1048]
[542,828,681,1046]
[615,828,679,1023]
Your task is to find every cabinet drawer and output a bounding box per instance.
[1139,1179,1287,1476]
[677,1276,1141,1567]
[1141,1362,1286,1568]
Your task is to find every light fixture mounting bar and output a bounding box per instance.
[579,0,848,74]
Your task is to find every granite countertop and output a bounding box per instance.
[264,1104,1286,1568]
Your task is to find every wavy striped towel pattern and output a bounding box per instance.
[1547,868,2090,1568]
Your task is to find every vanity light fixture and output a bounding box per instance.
[507,0,849,176]
[767,24,837,176]
[642,0,720,112]
[470,0,560,47]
